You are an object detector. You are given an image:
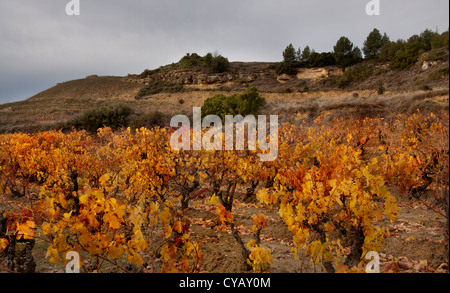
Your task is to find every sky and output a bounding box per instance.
[0,0,448,104]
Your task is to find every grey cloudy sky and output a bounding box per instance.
[0,0,448,104]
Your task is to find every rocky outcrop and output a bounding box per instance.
[127,62,345,91]
[422,61,438,71]
[137,69,259,86]
[86,74,99,79]
[277,74,292,82]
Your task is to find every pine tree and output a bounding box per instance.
[363,28,390,60]
[333,36,361,69]
[283,44,297,64]
[301,46,311,64]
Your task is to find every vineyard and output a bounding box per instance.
[0,111,448,273]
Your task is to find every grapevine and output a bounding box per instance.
[0,111,448,273]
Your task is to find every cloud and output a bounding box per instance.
[0,0,448,104]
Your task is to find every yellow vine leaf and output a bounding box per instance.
[127,249,145,267]
[99,174,110,187]
[180,256,190,272]
[209,194,220,205]
[79,193,90,205]
[247,239,257,248]
[185,241,195,256]
[46,245,61,264]
[256,189,268,204]
[108,244,124,259]
[246,241,273,273]
[160,207,172,226]
[16,221,36,240]
[165,225,173,239]
[0,238,8,251]
[148,201,159,214]
[104,212,121,230]
[217,204,233,224]
[131,229,149,251]
[41,222,52,236]
[383,197,399,223]
[173,220,183,234]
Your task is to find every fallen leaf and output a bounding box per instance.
[336,264,349,273]
[435,263,449,273]
[414,260,428,272]
[383,262,400,273]
[398,262,410,270]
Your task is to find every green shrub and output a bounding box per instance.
[72,105,134,133]
[420,84,433,91]
[274,62,298,75]
[378,40,405,63]
[431,31,449,50]
[377,29,448,71]
[180,53,203,67]
[377,80,385,95]
[337,63,373,88]
[136,81,183,97]
[201,94,238,121]
[428,67,449,81]
[210,55,230,73]
[203,53,213,67]
[236,87,266,116]
[308,52,336,67]
[179,52,230,73]
[139,68,161,79]
[272,46,336,74]
[130,111,168,129]
[388,31,440,71]
[274,44,301,75]
[424,48,449,62]
[389,47,417,71]
[201,87,266,121]
[336,74,352,89]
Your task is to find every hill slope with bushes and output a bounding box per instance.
[0,29,448,133]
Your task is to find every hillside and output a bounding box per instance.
[0,52,448,133]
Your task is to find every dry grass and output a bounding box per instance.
[260,87,448,123]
